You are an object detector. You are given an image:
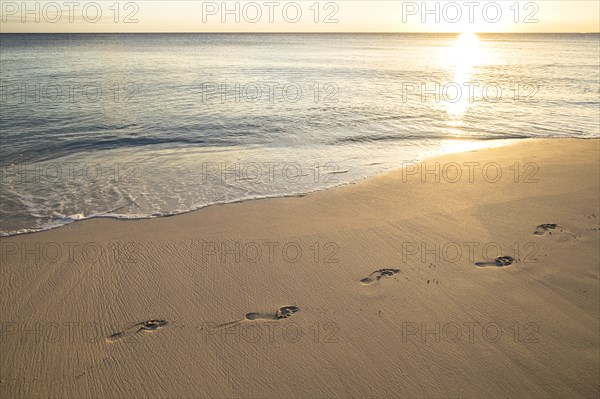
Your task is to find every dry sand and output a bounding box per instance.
[1,138,599,398]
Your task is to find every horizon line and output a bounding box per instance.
[1,31,598,34]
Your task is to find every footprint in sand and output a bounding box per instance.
[215,306,300,329]
[534,224,559,236]
[106,319,168,342]
[534,223,580,240]
[474,256,514,268]
[360,269,400,285]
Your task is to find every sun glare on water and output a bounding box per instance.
[445,32,482,119]
[435,32,506,155]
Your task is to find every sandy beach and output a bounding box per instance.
[1,138,598,398]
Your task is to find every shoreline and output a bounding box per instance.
[1,137,598,398]
[0,136,546,238]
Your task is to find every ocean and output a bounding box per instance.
[1,33,598,235]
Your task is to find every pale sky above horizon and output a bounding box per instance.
[1,1,598,33]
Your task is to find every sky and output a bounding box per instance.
[1,0,599,33]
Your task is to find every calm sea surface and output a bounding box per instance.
[1,33,599,235]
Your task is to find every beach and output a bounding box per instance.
[1,138,599,398]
